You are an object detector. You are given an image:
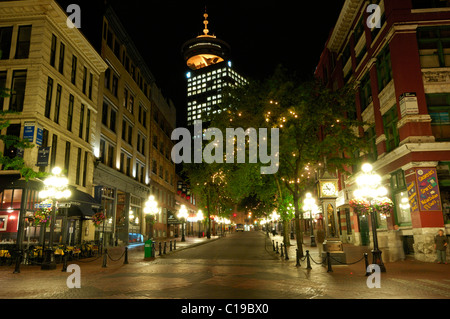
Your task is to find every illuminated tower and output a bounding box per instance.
[181,10,247,127]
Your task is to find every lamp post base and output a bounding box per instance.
[41,249,56,270]
[372,249,386,272]
[310,235,317,247]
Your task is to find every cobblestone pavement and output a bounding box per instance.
[0,231,449,301]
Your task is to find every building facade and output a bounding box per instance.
[0,0,107,246]
[315,0,450,262]
[92,6,177,246]
[0,0,178,251]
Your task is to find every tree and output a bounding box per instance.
[0,89,47,181]
[209,66,367,256]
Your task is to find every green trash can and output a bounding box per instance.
[144,239,153,259]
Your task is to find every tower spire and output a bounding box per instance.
[203,7,209,36]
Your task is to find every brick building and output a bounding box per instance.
[315,0,450,262]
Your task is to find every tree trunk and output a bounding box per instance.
[206,190,211,239]
[294,194,304,257]
[283,220,290,247]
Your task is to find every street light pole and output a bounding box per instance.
[144,195,159,240]
[303,193,317,247]
[39,167,71,270]
[354,163,387,272]
[178,205,188,242]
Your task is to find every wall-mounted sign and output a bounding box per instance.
[399,92,419,117]
[406,181,419,213]
[36,125,43,146]
[415,168,442,212]
[23,122,35,143]
[36,147,50,167]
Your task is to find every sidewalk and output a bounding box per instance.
[265,231,450,282]
[0,234,222,274]
[125,235,221,261]
[266,232,371,266]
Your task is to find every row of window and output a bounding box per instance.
[44,76,91,142]
[103,19,152,100]
[2,123,89,187]
[364,91,450,163]
[50,33,94,100]
[99,136,174,186]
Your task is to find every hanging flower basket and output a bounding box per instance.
[34,200,54,227]
[349,199,371,216]
[92,212,106,227]
[372,197,394,217]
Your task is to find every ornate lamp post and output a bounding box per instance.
[178,205,188,242]
[353,163,388,272]
[270,210,280,235]
[144,195,159,240]
[303,193,318,247]
[39,167,71,270]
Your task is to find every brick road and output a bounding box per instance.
[0,231,449,301]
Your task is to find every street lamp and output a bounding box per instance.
[270,210,280,235]
[178,205,188,242]
[144,195,159,240]
[353,163,387,272]
[39,167,71,270]
[197,210,203,238]
[303,193,318,247]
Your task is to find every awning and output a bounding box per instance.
[0,174,43,192]
[58,188,102,218]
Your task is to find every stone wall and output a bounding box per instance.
[413,227,449,263]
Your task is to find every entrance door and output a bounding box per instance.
[359,215,370,246]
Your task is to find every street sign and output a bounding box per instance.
[34,203,52,208]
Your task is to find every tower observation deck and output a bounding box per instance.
[181,11,231,71]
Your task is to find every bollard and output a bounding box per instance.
[174,240,176,250]
[284,244,289,260]
[306,250,312,270]
[276,242,279,254]
[280,243,284,257]
[164,242,167,254]
[102,249,108,268]
[170,240,173,252]
[296,249,300,267]
[364,253,370,276]
[326,252,333,272]
[159,242,162,256]
[61,251,68,272]
[123,247,129,264]
[272,240,275,251]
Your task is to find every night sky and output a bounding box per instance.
[60,0,346,127]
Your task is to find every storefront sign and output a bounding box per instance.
[167,211,181,224]
[416,168,442,211]
[399,92,419,117]
[406,181,419,213]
